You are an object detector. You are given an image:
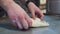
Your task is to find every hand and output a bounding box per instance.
[4,2,32,29]
[28,2,44,20]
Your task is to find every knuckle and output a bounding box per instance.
[18,15,24,20]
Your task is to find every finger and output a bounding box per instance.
[36,9,44,20]
[12,20,17,27]
[21,18,29,29]
[38,12,44,20]
[40,15,44,20]
[31,10,36,19]
[15,17,23,29]
[25,13,32,27]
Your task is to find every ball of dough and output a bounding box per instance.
[31,18,49,27]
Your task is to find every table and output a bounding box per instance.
[0,15,60,34]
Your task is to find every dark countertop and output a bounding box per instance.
[0,15,60,34]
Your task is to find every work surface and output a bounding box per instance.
[0,15,60,34]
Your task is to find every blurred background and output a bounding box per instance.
[0,0,60,17]
[0,0,46,17]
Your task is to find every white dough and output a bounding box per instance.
[31,18,49,27]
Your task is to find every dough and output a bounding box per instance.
[31,18,49,27]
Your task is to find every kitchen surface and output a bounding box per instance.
[0,15,60,34]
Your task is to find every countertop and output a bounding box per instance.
[0,15,60,34]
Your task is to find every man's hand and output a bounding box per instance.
[1,1,32,29]
[28,2,44,20]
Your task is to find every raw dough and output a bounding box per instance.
[31,18,49,27]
